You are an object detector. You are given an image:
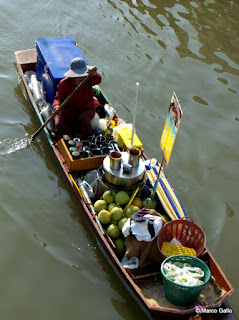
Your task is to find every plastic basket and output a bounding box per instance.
[157,217,206,259]
[161,255,211,306]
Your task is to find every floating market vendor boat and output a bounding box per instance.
[15,37,235,319]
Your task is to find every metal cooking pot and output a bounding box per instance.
[102,152,145,188]
[96,167,145,199]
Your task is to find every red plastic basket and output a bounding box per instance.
[157,217,206,259]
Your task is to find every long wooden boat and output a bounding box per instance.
[15,37,236,320]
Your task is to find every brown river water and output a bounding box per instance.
[0,0,238,319]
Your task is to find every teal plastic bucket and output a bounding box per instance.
[161,255,211,306]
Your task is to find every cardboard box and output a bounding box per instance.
[113,123,143,149]
[57,139,105,172]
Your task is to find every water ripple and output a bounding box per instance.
[107,0,239,76]
[0,137,31,155]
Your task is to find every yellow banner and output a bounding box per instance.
[160,92,182,165]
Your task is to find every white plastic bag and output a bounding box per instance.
[90,112,100,130]
[121,256,139,269]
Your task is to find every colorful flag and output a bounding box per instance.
[160,91,182,165]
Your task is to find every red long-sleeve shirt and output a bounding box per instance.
[53,74,101,113]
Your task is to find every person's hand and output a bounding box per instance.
[87,66,97,76]
[54,105,61,112]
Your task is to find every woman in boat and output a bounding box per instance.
[53,57,101,139]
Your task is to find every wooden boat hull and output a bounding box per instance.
[15,44,235,320]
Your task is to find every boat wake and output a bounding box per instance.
[0,137,31,155]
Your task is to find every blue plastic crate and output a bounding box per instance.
[35,37,87,103]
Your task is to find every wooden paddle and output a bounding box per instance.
[30,72,92,142]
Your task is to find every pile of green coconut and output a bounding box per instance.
[93,189,157,253]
